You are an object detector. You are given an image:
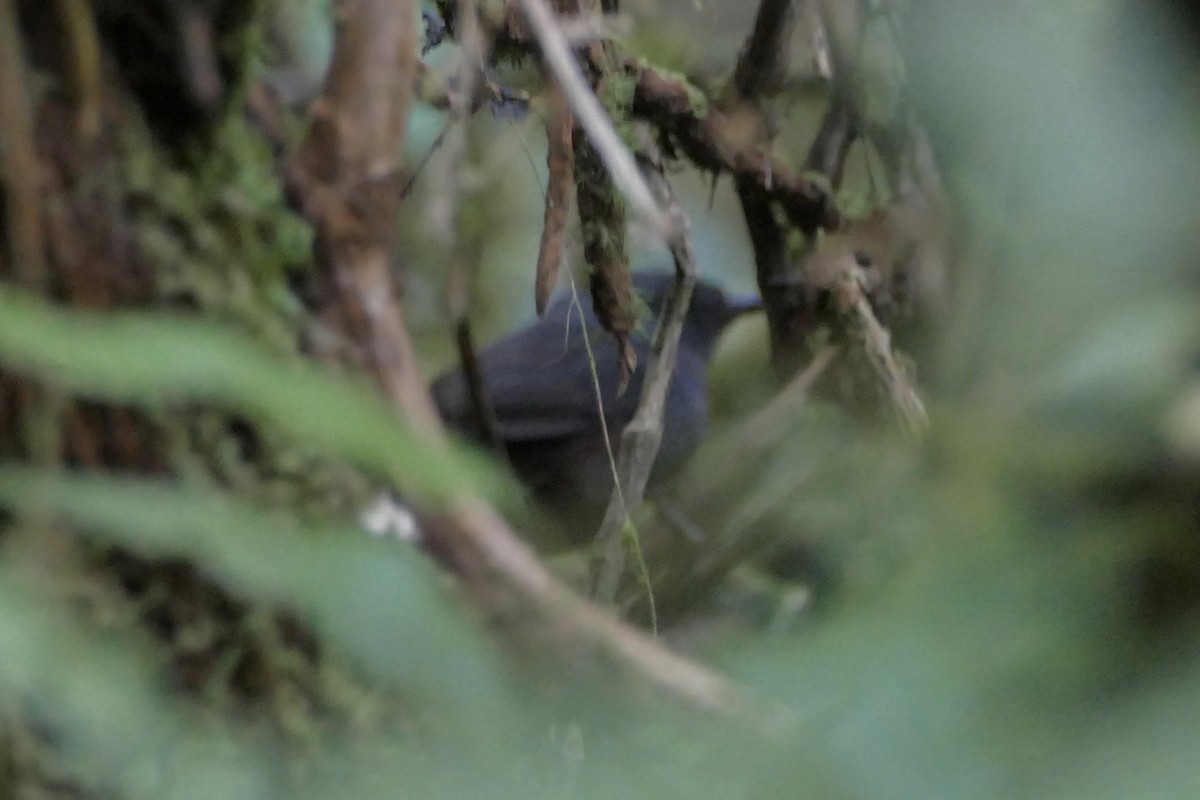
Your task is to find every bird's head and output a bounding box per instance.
[631,272,762,357]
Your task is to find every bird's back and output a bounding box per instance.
[431,273,754,521]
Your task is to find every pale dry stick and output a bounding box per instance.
[448,501,749,714]
[591,147,698,607]
[621,345,841,615]
[833,260,928,433]
[515,0,672,239]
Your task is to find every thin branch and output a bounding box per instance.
[423,7,834,233]
[590,134,697,607]
[433,1,511,462]
[618,344,841,617]
[515,0,672,239]
[737,344,842,452]
[431,501,752,714]
[832,258,927,433]
[286,0,439,432]
[631,68,836,234]
[802,101,857,184]
[454,317,510,463]
[56,0,103,141]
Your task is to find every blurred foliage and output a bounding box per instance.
[0,288,505,507]
[3,0,1200,799]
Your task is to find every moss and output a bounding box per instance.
[113,46,377,525]
[601,69,638,116]
[640,62,711,120]
[120,110,310,347]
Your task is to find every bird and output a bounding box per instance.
[430,271,761,542]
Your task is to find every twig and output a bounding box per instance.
[590,135,697,607]
[616,306,917,620]
[433,501,751,714]
[630,68,835,234]
[620,345,841,616]
[286,0,439,431]
[737,344,842,452]
[422,7,834,233]
[515,0,671,239]
[454,317,509,462]
[831,258,927,433]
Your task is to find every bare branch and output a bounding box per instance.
[738,344,842,452]
[431,501,750,714]
[631,68,836,234]
[425,6,835,233]
[433,1,511,463]
[515,0,671,238]
[590,136,698,607]
[831,258,928,433]
[617,345,842,617]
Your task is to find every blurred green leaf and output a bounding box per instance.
[0,571,283,800]
[0,287,509,506]
[0,467,515,732]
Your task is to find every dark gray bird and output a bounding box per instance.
[431,272,761,535]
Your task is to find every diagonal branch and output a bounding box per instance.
[590,135,698,608]
[630,67,837,234]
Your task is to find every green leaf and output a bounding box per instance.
[0,467,515,727]
[0,287,509,506]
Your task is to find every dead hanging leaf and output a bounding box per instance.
[588,266,637,392]
[572,118,635,391]
[535,84,573,315]
[616,336,637,394]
